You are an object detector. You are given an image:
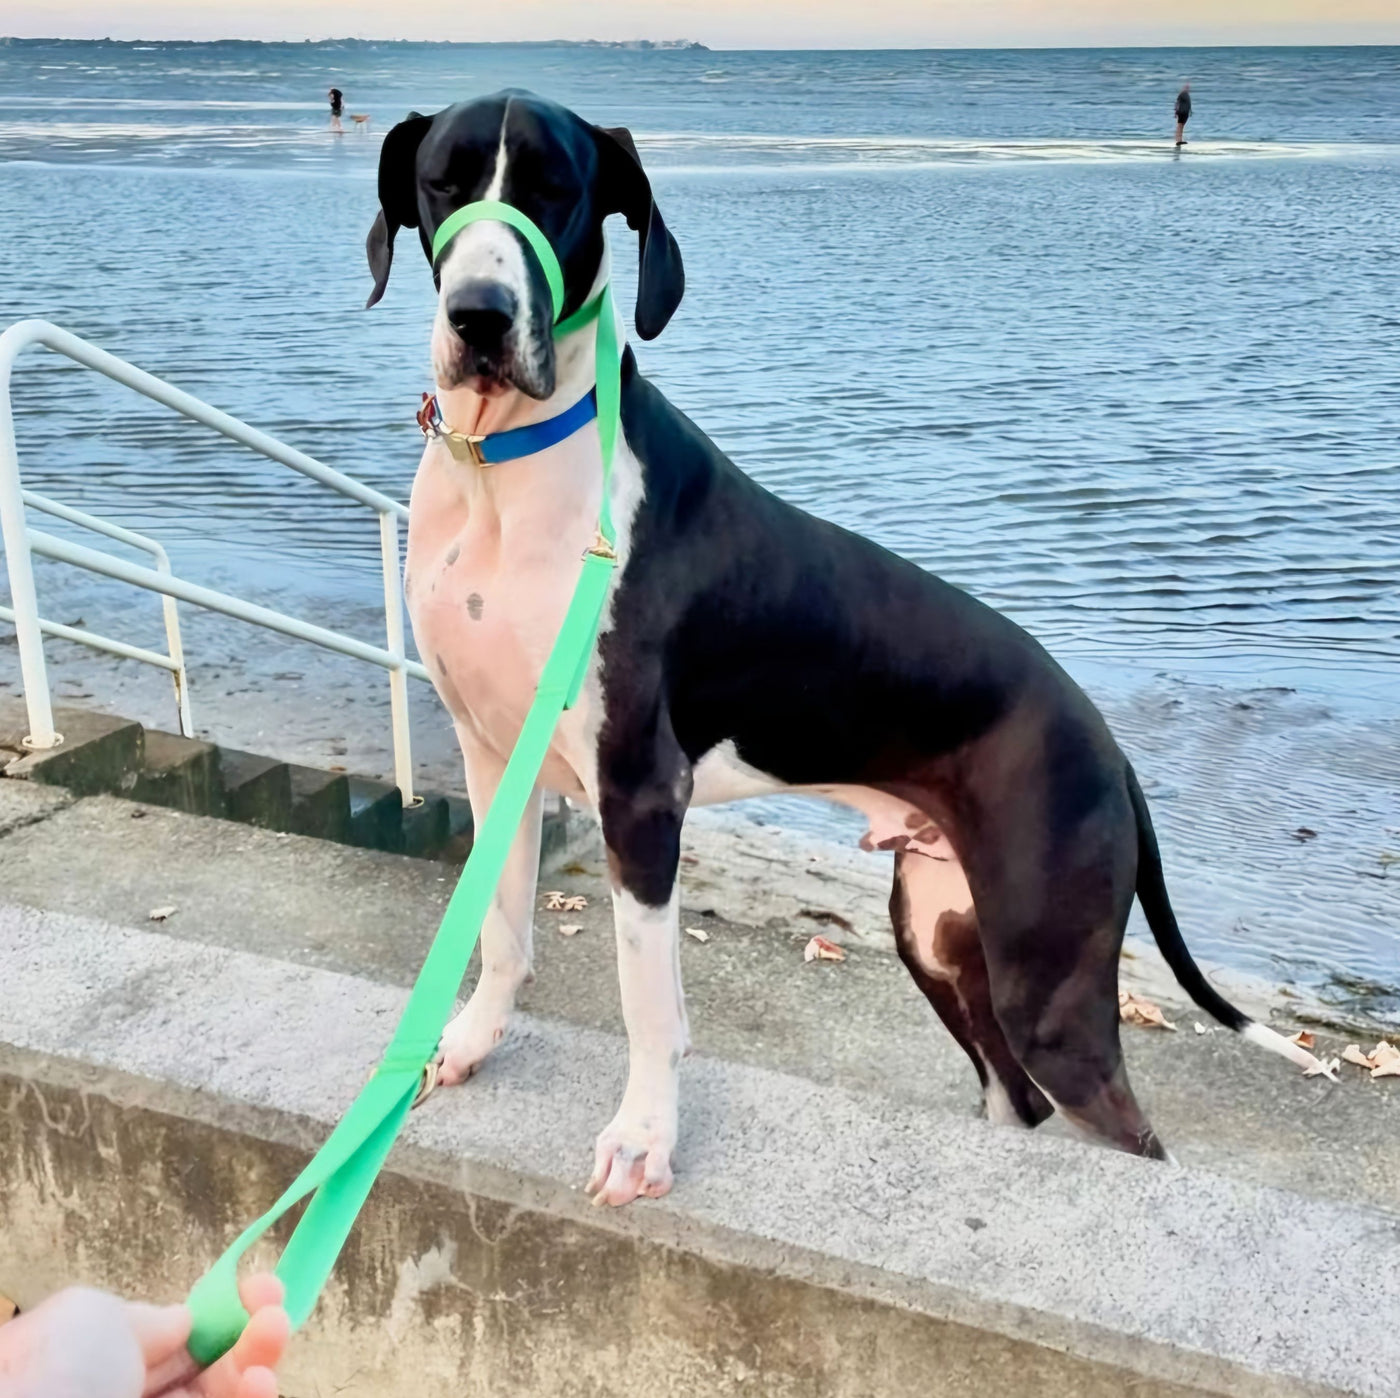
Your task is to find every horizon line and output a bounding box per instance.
[5,34,1400,51]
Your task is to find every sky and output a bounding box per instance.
[5,0,1400,48]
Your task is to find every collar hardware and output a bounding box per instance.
[418,393,487,466]
[419,388,600,470]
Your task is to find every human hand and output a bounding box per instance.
[0,1272,289,1398]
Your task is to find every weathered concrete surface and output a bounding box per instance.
[2,905,1398,1398]
[0,793,1395,1215]
[0,777,72,835]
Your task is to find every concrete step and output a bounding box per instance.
[124,729,223,815]
[287,764,352,843]
[0,700,145,796]
[1,901,1395,1398]
[347,776,403,851]
[0,696,491,864]
[401,790,450,857]
[218,746,295,831]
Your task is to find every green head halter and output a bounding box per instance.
[431,200,602,341]
[428,198,616,535]
[185,197,621,1365]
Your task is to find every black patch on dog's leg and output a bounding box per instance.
[596,674,692,908]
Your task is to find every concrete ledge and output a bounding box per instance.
[1,904,1395,1397]
[2,705,144,794]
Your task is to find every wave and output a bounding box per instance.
[0,97,327,111]
[634,132,1400,168]
[4,119,1396,174]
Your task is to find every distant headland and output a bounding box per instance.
[0,35,711,50]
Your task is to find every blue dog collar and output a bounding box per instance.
[418,387,598,467]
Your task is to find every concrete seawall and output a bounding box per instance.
[1,768,1398,1396]
[3,898,1398,1397]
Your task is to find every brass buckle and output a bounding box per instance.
[418,393,488,468]
[445,432,487,467]
[412,1058,439,1110]
[585,530,617,562]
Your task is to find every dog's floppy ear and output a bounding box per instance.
[593,125,684,340]
[365,111,432,309]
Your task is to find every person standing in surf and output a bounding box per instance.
[1174,83,1192,146]
[328,86,344,133]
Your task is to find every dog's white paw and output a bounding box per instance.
[585,1099,677,1207]
[436,997,511,1086]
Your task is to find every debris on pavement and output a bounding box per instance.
[1342,1041,1400,1078]
[803,935,846,963]
[685,927,710,943]
[1118,990,1176,1031]
[543,891,587,912]
[148,905,177,922]
[558,923,582,937]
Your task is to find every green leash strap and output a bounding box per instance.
[186,204,621,1366]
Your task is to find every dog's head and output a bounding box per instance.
[366,91,684,400]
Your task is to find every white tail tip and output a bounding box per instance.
[1242,1021,1337,1079]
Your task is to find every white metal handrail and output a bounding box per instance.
[0,318,429,803]
[1,487,194,736]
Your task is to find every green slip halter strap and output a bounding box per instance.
[185,201,621,1365]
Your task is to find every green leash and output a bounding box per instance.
[186,202,621,1365]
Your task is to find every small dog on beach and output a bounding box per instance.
[327,88,370,134]
[367,91,1325,1206]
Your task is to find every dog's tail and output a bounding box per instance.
[1126,763,1329,1075]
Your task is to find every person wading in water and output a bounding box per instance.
[1175,82,1192,146]
[328,86,344,133]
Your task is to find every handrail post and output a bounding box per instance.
[379,510,416,805]
[0,342,57,748]
[156,564,194,738]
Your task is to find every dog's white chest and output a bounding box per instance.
[405,439,603,795]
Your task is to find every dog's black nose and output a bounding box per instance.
[444,281,517,350]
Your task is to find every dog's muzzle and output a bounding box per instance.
[444,279,519,380]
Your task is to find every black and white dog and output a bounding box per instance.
[368,92,1321,1207]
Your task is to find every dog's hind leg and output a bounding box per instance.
[890,850,1053,1127]
[437,735,543,1086]
[989,940,1167,1159]
[974,778,1170,1160]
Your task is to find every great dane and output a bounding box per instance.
[366,91,1321,1207]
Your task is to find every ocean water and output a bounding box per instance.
[1,40,1397,1015]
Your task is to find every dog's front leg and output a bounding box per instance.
[437,734,543,1085]
[586,730,693,1207]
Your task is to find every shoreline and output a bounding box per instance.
[7,615,1399,1028]
[4,626,1398,1033]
